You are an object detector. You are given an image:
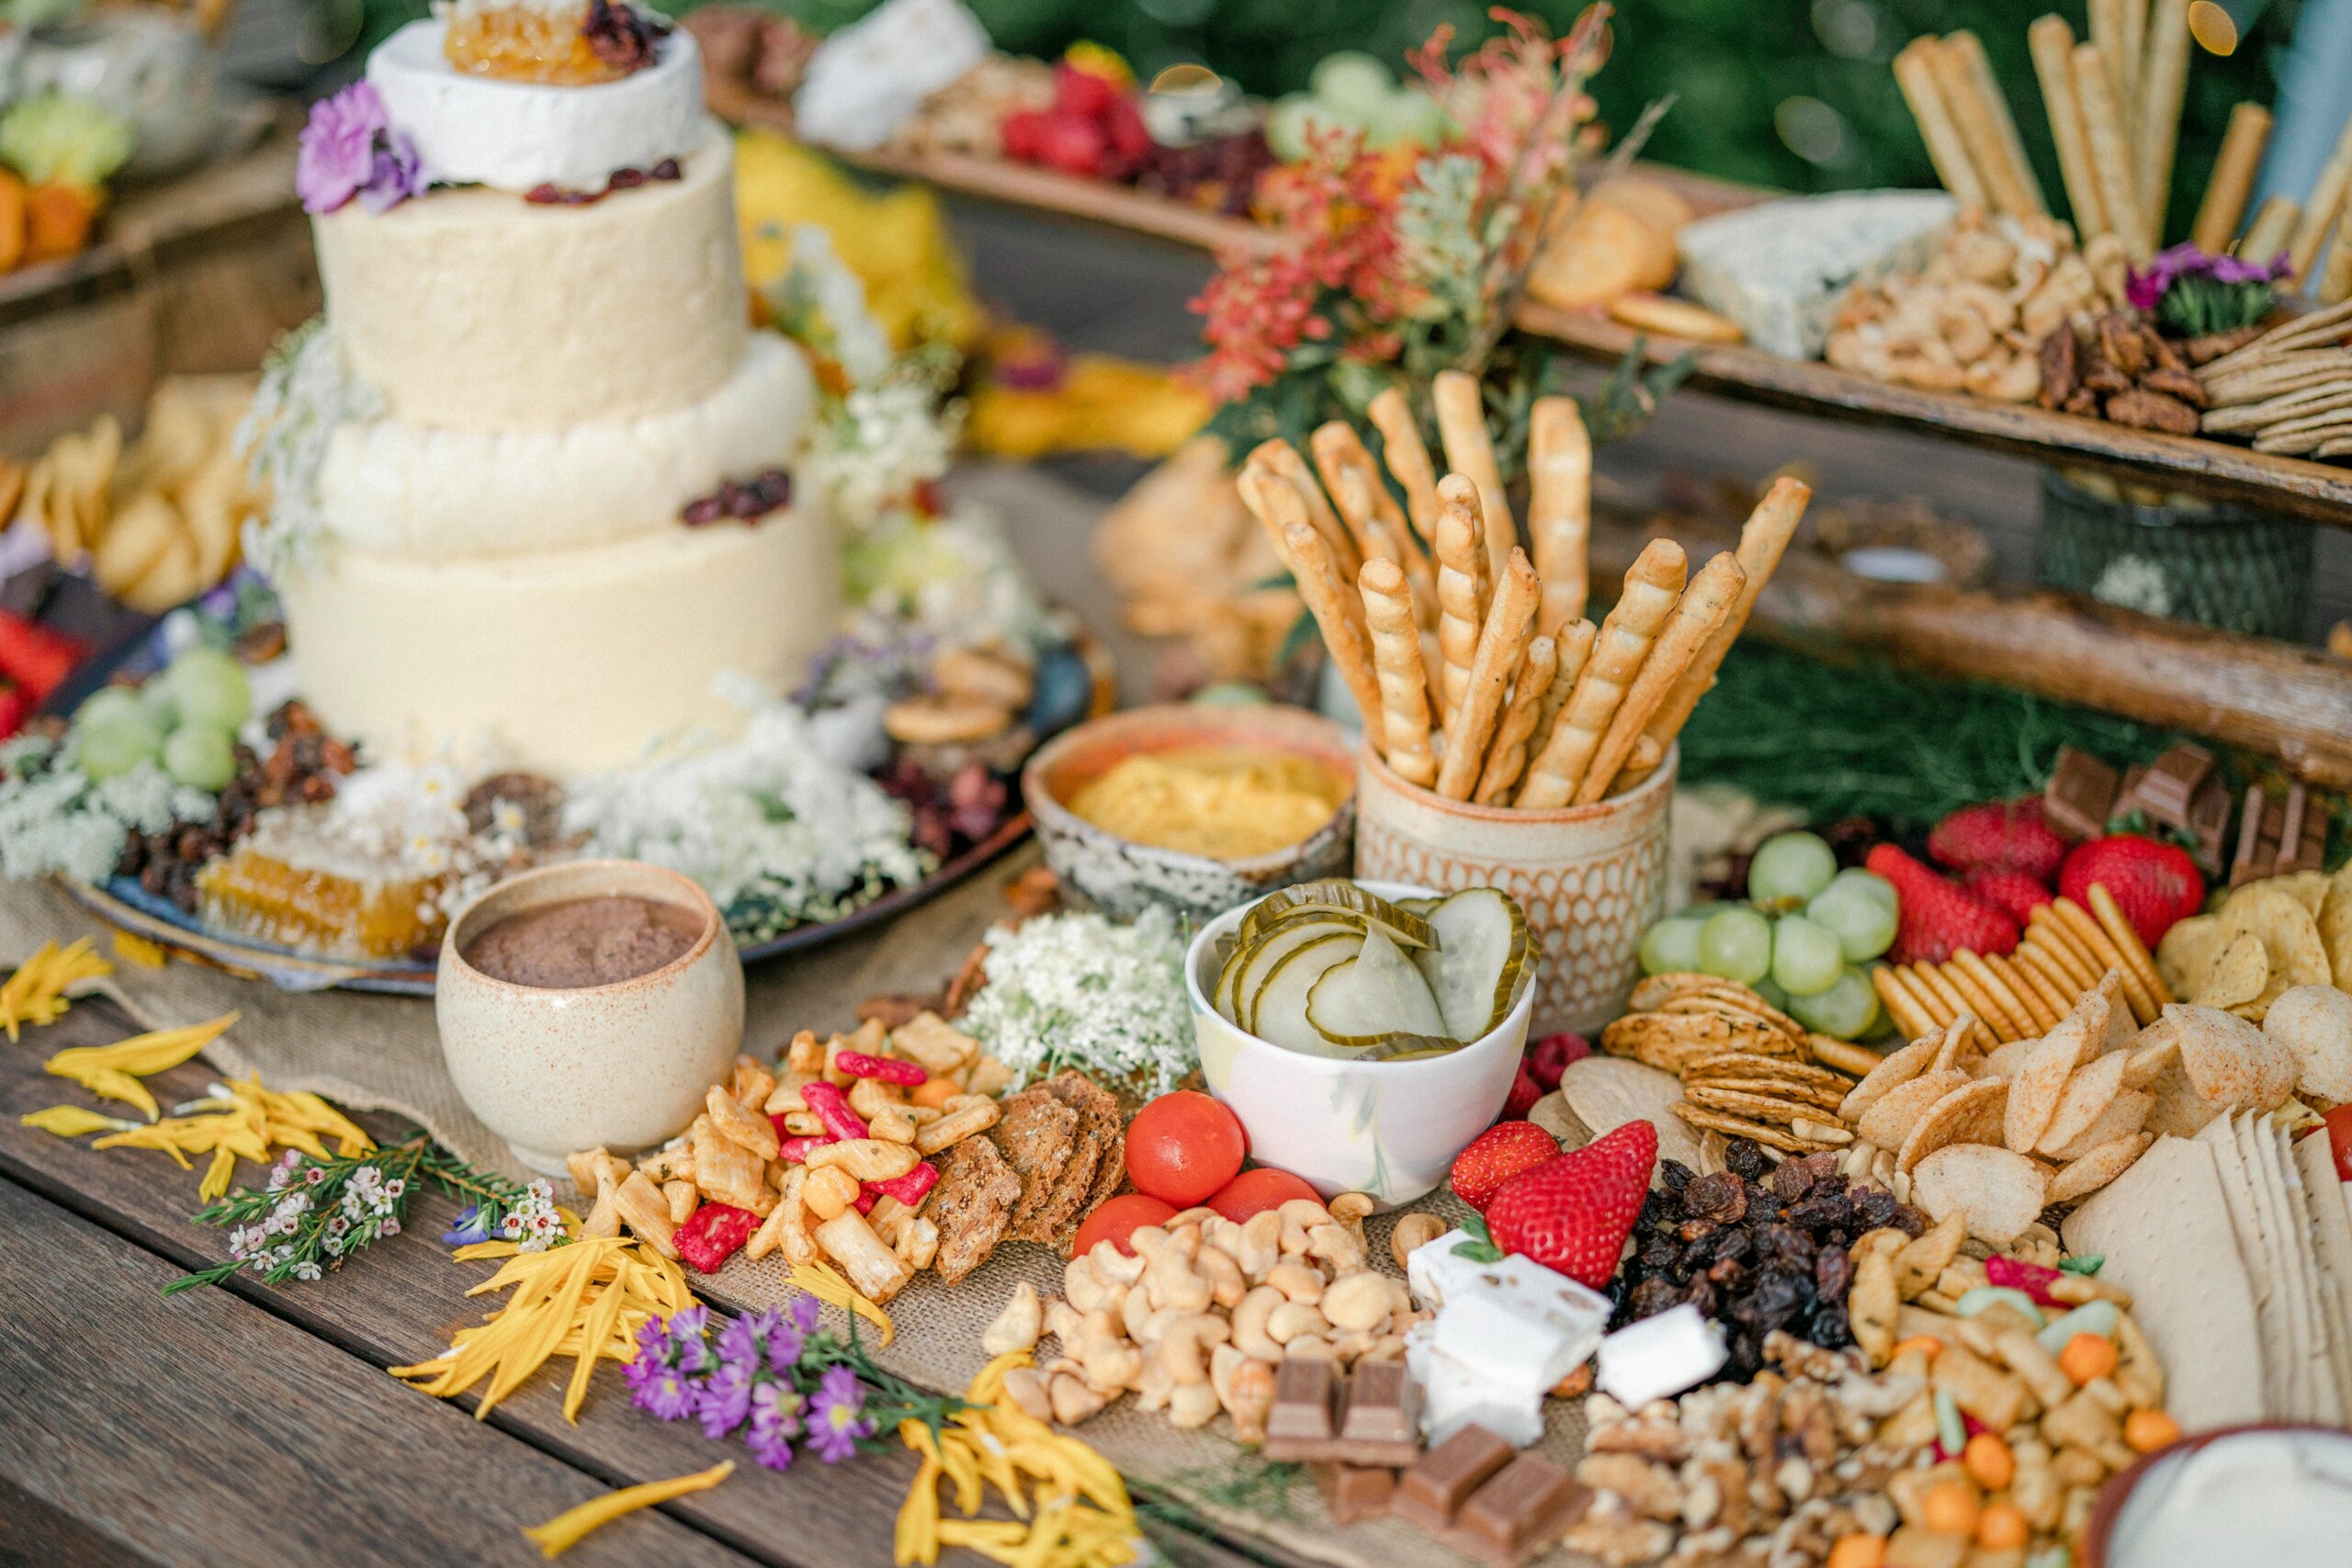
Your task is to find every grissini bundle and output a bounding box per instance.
[1574,549,1746,806]
[2030,17,2109,243]
[1433,370,1516,580]
[1431,475,1491,727]
[1313,422,1434,626]
[1517,537,1686,809]
[1528,396,1592,637]
[1894,38,1989,210]
[1474,634,1559,807]
[1433,547,1539,801]
[1358,557,1438,788]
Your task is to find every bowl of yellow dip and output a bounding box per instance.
[1023,702,1357,919]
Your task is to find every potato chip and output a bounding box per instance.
[2047,1132,2154,1202]
[2266,985,2352,1101]
[1858,1068,1972,1152]
[1980,1037,2037,1080]
[2266,871,2330,918]
[2035,1049,2130,1156]
[1898,1077,2008,1173]
[2191,931,2270,1010]
[1839,1034,1938,1122]
[2318,862,2352,989]
[2167,1002,2299,1114]
[2220,884,2334,991]
[1911,1143,2049,1246]
[2003,988,2105,1152]
[2045,1087,2153,1163]
[2157,912,2226,998]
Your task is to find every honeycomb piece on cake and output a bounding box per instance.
[442,1,620,85]
[196,809,451,963]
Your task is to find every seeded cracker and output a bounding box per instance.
[1043,1069,1128,1218]
[1012,1087,1105,1246]
[925,1134,1023,1285]
[989,1087,1080,1240]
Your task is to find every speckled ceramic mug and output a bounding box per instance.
[1353,744,1676,1038]
[436,860,744,1174]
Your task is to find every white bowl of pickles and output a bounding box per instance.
[1183,878,1534,1205]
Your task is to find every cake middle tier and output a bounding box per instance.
[278,507,839,777]
[320,332,811,557]
[312,123,747,434]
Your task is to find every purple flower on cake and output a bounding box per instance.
[298,83,430,215]
[2125,243,2291,311]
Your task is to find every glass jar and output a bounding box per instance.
[2036,468,2315,639]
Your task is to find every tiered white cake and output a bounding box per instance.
[280,17,833,775]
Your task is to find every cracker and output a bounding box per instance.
[1941,958,2028,1043]
[1953,949,2039,1041]
[1681,1052,1851,1091]
[1871,965,1942,1041]
[2246,1114,2335,1422]
[1912,1143,2049,1246]
[2199,1114,2290,1415]
[1671,1101,1828,1154]
[1928,1012,1975,1074]
[989,1088,1080,1239]
[1600,1011,1796,1075]
[1042,1069,1128,1220]
[924,1134,1024,1285]
[2044,1087,2154,1163]
[1916,965,1996,1053]
[1839,1035,1939,1122]
[2003,987,2106,1153]
[2035,1049,2132,1156]
[2086,883,2174,1007]
[1898,1078,2009,1174]
[2015,937,2093,1011]
[2047,1132,2154,1203]
[2051,897,2155,1023]
[1808,1033,1884,1078]
[1986,951,2064,1033]
[1682,1083,1815,1126]
[2024,913,2103,993]
[1980,1038,2038,1081]
[1857,1069,1973,1153]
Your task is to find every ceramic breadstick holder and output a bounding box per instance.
[1352,742,1675,1036]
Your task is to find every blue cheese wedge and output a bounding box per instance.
[1677,190,1957,359]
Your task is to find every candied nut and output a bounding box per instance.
[984,1281,1043,1355]
[1577,1452,1683,1520]
[801,1164,861,1222]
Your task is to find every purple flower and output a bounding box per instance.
[360,129,430,214]
[631,1359,700,1422]
[805,1365,872,1463]
[298,84,387,214]
[2126,242,2293,310]
[790,1295,822,1337]
[696,1358,753,1438]
[745,1382,804,1471]
[722,1306,809,1376]
[665,1305,713,1373]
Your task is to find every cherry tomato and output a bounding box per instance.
[1204,1165,1320,1222]
[1124,1090,1248,1206]
[2326,1103,2352,1183]
[1069,1192,1177,1258]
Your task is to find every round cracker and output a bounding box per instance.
[1897,1077,2010,1173]
[2046,1132,2154,1203]
[1916,964,1999,1053]
[2024,915,2102,992]
[1808,1032,1885,1078]
[1872,966,1941,1041]
[2052,898,2156,1023]
[1857,1068,1973,1153]
[1953,949,2039,1041]
[1910,1143,2048,1246]
[1985,951,2064,1034]
[1896,964,1959,1030]
[2086,884,2173,1006]
[1940,959,2026,1043]
[2033,1048,2131,1156]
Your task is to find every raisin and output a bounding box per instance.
[1725,1138,1768,1180]
[1659,1158,1694,1192]
[1708,1256,1748,1287]
[1764,1225,1815,1268]
[1815,1247,1851,1302]
[1682,1170,1747,1224]
[1804,1300,1852,1349]
[1772,1158,1818,1202]
[1628,1275,1684,1321]
[1892,1204,1930,1237]
[1852,1188,1899,1229]
[1788,1194,1852,1234]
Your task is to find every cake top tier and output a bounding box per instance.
[366,10,703,194]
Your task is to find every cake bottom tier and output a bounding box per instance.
[280,510,838,776]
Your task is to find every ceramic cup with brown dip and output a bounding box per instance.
[437,859,744,1174]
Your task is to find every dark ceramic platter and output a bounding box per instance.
[51,631,1100,996]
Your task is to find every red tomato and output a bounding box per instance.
[1204,1165,1320,1222]
[2327,1104,2352,1184]
[1124,1090,1248,1206]
[1069,1193,1177,1258]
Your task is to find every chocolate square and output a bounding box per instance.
[2127,743,2215,829]
[1307,1461,1395,1527]
[2045,747,2120,841]
[1394,1424,1515,1531]
[1339,1359,1419,1448]
[1264,1358,1338,1448]
[1456,1453,1585,1557]
[2188,780,2231,876]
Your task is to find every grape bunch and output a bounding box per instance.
[1263,52,1450,163]
[71,645,252,792]
[1638,830,1899,1040]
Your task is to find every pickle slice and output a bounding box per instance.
[1306,927,1449,1045]
[1222,916,1363,1033]
[1248,933,1361,1055]
[1411,887,1532,1041]
[1358,1035,1467,1061]
[1239,880,1438,952]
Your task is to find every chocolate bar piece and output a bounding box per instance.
[2123,743,2215,829]
[1307,1461,1395,1527]
[1337,1359,1420,1463]
[1264,1358,1338,1448]
[1394,1424,1515,1531]
[1454,1453,1588,1565]
[2276,784,2323,874]
[2045,746,2120,841]
[2231,784,2328,886]
[2187,780,2232,877]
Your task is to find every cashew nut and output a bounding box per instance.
[1137,1229,1213,1314]
[1390,1212,1446,1269]
[1199,1215,1243,1261]
[1329,1329,1380,1364]
[1266,1299,1329,1345]
[1320,1271,1393,1333]
[1265,1259,1325,1304]
[1283,1335,1339,1360]
[1087,1237,1148,1287]
[1069,1310,1143,1393]
[1045,1298,1084,1347]
[1194,1243,1245,1309]
[1212,1346,1276,1445]
[1328,1191,1374,1246]
[1065,1256,1116,1315]
[1306,1223,1367,1273]
[1001,1366,1054,1422]
[1231,1284,1284,1363]
[1278,1199,1332,1255]
[1048,1373,1109,1426]
[1167,1206,1218,1228]
[983,1281,1043,1356]
[1122,1286,1159,1345]
[1169,1381,1221,1429]
[1155,1314,1231,1387]
[1236,1210,1282,1280]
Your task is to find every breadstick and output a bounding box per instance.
[1357,557,1437,788]
[2191,102,2272,254]
[1312,422,1434,625]
[1517,537,1686,810]
[1282,520,1383,737]
[1894,38,1987,209]
[2137,0,2191,252]
[1366,388,1440,547]
[2240,193,2301,265]
[1473,635,1557,807]
[1940,31,2046,217]
[2030,17,2109,242]
[1577,551,1744,804]
[2324,197,2352,304]
[1432,370,1514,580]
[1528,396,1592,636]
[1434,548,1539,801]
[2290,108,2352,284]
[2120,0,2146,111]
[1308,423,1396,570]
[1431,475,1490,728]
[1637,475,1810,763]
[2088,0,2135,140]
[1249,437,1358,582]
[1235,462,1303,576]
[1519,617,1593,798]
[2071,43,2149,264]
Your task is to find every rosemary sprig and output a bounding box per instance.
[164,1133,554,1295]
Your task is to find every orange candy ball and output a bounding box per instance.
[1919,1480,1981,1538]
[2060,1331,2119,1384]
[1976,1502,2030,1551]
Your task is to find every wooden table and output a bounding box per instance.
[0,993,1286,1568]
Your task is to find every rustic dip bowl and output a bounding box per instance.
[1353,743,1676,1038]
[2082,1423,2352,1567]
[1183,880,1532,1206]
[1023,702,1356,921]
[436,859,744,1174]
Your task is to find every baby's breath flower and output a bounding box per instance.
[957,908,1195,1093]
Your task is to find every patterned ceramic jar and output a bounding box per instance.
[1354,743,1676,1037]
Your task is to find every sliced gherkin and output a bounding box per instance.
[1355,1034,1468,1061]
[1411,887,1532,1042]
[1247,932,1361,1055]
[1239,880,1438,952]
[1225,917,1363,1033]
[1306,928,1449,1044]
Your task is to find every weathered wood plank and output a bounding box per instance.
[0,1001,1283,1568]
[0,1176,756,1568]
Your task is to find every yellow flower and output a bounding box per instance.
[523,1462,733,1558]
[20,1104,136,1137]
[1,937,113,1038]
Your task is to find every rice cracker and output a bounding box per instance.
[1897,1077,2009,1173]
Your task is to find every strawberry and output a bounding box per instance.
[1928,797,2067,882]
[1502,1059,1544,1120]
[1483,1120,1657,1290]
[1865,843,2020,964]
[1526,1032,1589,1093]
[1964,868,2054,927]
[1449,1121,1560,1213]
[2059,835,2204,950]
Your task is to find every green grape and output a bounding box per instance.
[1309,51,1393,117]
[162,724,237,792]
[75,718,164,782]
[1696,907,1773,985]
[1753,974,1792,1010]
[1830,866,1898,911]
[1266,93,1348,161]
[1807,874,1900,962]
[1639,915,1706,975]
[1747,830,1838,908]
[1786,965,1882,1039]
[162,646,250,732]
[75,686,146,733]
[1771,913,1846,996]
